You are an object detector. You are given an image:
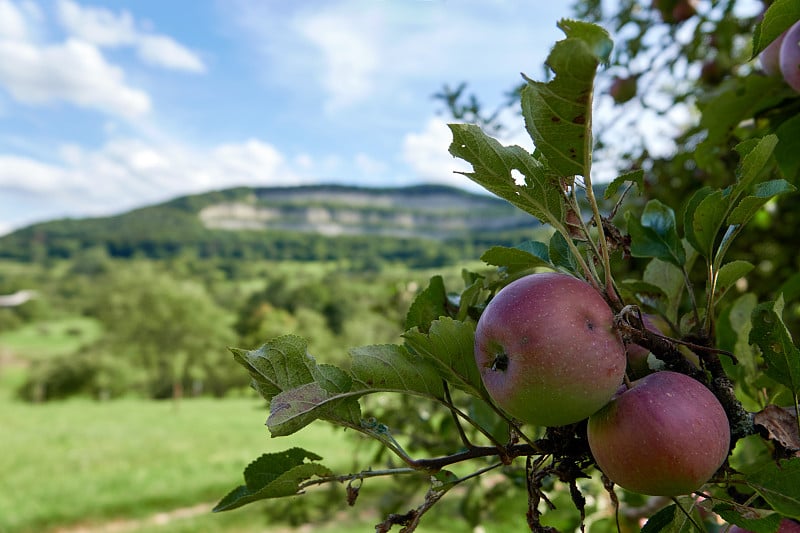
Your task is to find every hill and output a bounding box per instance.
[0,184,540,267]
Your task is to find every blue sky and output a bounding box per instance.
[0,0,579,234]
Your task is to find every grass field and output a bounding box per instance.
[0,393,520,533]
[0,395,386,533]
[0,260,528,533]
[0,316,103,359]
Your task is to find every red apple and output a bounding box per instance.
[609,75,638,104]
[760,30,787,76]
[625,314,663,379]
[474,272,626,427]
[652,0,697,24]
[779,20,800,92]
[728,519,800,533]
[587,371,730,496]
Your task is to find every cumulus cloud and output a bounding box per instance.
[229,1,568,114]
[295,10,380,112]
[0,0,32,41]
[136,34,206,73]
[0,0,206,119]
[0,38,151,117]
[402,117,477,190]
[56,0,137,46]
[57,0,205,73]
[0,136,310,226]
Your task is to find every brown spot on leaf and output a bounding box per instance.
[572,114,586,125]
[754,404,800,459]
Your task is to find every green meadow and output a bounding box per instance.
[0,258,518,533]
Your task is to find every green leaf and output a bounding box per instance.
[752,0,800,57]
[549,230,578,271]
[642,245,697,325]
[350,344,446,400]
[641,498,702,532]
[214,448,333,512]
[690,189,728,258]
[775,113,800,182]
[520,20,612,178]
[718,294,760,402]
[715,260,755,303]
[626,200,685,267]
[604,168,644,199]
[267,382,361,437]
[728,179,796,226]
[618,279,667,306]
[748,458,800,519]
[268,343,448,437]
[454,274,485,321]
[777,272,800,304]
[230,335,316,402]
[448,123,565,225]
[405,275,447,333]
[732,135,780,201]
[403,317,485,399]
[697,78,793,170]
[713,504,784,533]
[312,363,353,394]
[683,186,714,256]
[750,298,800,393]
[480,241,552,273]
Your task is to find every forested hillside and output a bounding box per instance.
[0,184,542,267]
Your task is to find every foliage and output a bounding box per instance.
[0,184,537,270]
[217,9,800,533]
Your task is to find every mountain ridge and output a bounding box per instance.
[0,183,540,265]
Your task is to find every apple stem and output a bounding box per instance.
[623,373,632,389]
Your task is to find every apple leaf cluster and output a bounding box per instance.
[216,15,800,533]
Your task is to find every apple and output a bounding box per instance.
[652,0,696,24]
[700,60,725,85]
[587,371,730,496]
[671,0,697,23]
[760,30,787,76]
[625,314,663,379]
[474,272,626,427]
[727,519,800,533]
[779,20,800,92]
[609,75,638,104]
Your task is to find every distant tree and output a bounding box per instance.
[85,263,240,398]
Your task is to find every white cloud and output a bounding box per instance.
[137,35,205,73]
[57,0,206,73]
[0,38,151,117]
[0,0,158,118]
[0,154,68,193]
[402,117,477,190]
[56,0,137,46]
[0,0,31,41]
[0,0,208,118]
[0,136,309,226]
[229,1,570,114]
[211,139,293,185]
[295,10,380,112]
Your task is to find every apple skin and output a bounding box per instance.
[652,0,696,24]
[760,30,787,77]
[625,314,663,379]
[609,76,638,104]
[587,371,730,496]
[728,519,800,533]
[474,272,626,427]
[779,20,800,92]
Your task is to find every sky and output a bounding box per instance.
[0,0,580,235]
